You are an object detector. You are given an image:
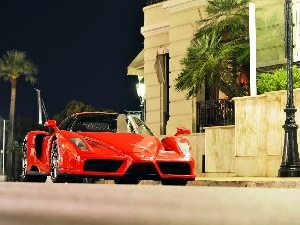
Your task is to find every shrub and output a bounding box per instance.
[257,66,300,94]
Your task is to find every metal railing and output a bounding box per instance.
[146,0,167,6]
[196,99,235,133]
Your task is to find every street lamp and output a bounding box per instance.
[0,120,7,176]
[278,0,300,177]
[136,82,145,121]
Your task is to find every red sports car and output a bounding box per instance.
[21,112,195,185]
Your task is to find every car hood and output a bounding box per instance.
[81,132,163,160]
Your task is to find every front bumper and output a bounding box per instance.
[58,155,195,181]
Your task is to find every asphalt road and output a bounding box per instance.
[1,182,300,225]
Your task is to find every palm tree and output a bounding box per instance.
[0,49,38,181]
[175,0,250,99]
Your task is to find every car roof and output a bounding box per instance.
[73,112,119,116]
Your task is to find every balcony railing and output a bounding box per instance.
[146,0,167,6]
[196,99,234,133]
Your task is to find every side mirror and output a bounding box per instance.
[44,120,56,128]
[174,127,191,136]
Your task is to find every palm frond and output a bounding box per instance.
[175,0,250,99]
[0,49,38,82]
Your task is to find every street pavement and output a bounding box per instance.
[1,182,300,225]
[1,175,300,224]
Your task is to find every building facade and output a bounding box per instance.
[128,0,300,136]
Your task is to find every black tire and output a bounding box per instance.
[161,180,188,186]
[21,140,47,183]
[50,139,66,183]
[114,179,140,185]
[83,178,100,183]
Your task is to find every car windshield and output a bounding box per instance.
[71,114,118,132]
[66,113,154,136]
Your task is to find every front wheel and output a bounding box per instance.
[50,139,66,183]
[20,140,29,182]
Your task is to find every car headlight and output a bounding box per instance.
[70,137,88,151]
[178,142,190,155]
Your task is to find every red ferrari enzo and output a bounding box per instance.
[21,112,195,185]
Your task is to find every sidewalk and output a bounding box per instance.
[188,176,300,188]
[130,176,300,187]
[2,175,300,188]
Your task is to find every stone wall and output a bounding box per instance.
[234,89,300,177]
[170,89,300,177]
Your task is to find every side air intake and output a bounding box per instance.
[158,162,191,175]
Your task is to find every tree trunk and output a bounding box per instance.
[6,78,17,182]
[218,71,245,99]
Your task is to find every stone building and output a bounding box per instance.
[128,0,300,136]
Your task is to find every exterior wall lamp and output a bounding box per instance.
[136,82,145,121]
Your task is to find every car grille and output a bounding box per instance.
[126,163,158,175]
[123,163,159,179]
[83,159,122,172]
[158,162,191,175]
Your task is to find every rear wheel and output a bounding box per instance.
[161,180,188,186]
[50,139,66,183]
[114,179,140,185]
[21,140,47,183]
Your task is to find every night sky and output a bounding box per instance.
[0,0,146,121]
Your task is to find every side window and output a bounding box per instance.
[128,116,154,136]
[58,116,76,131]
